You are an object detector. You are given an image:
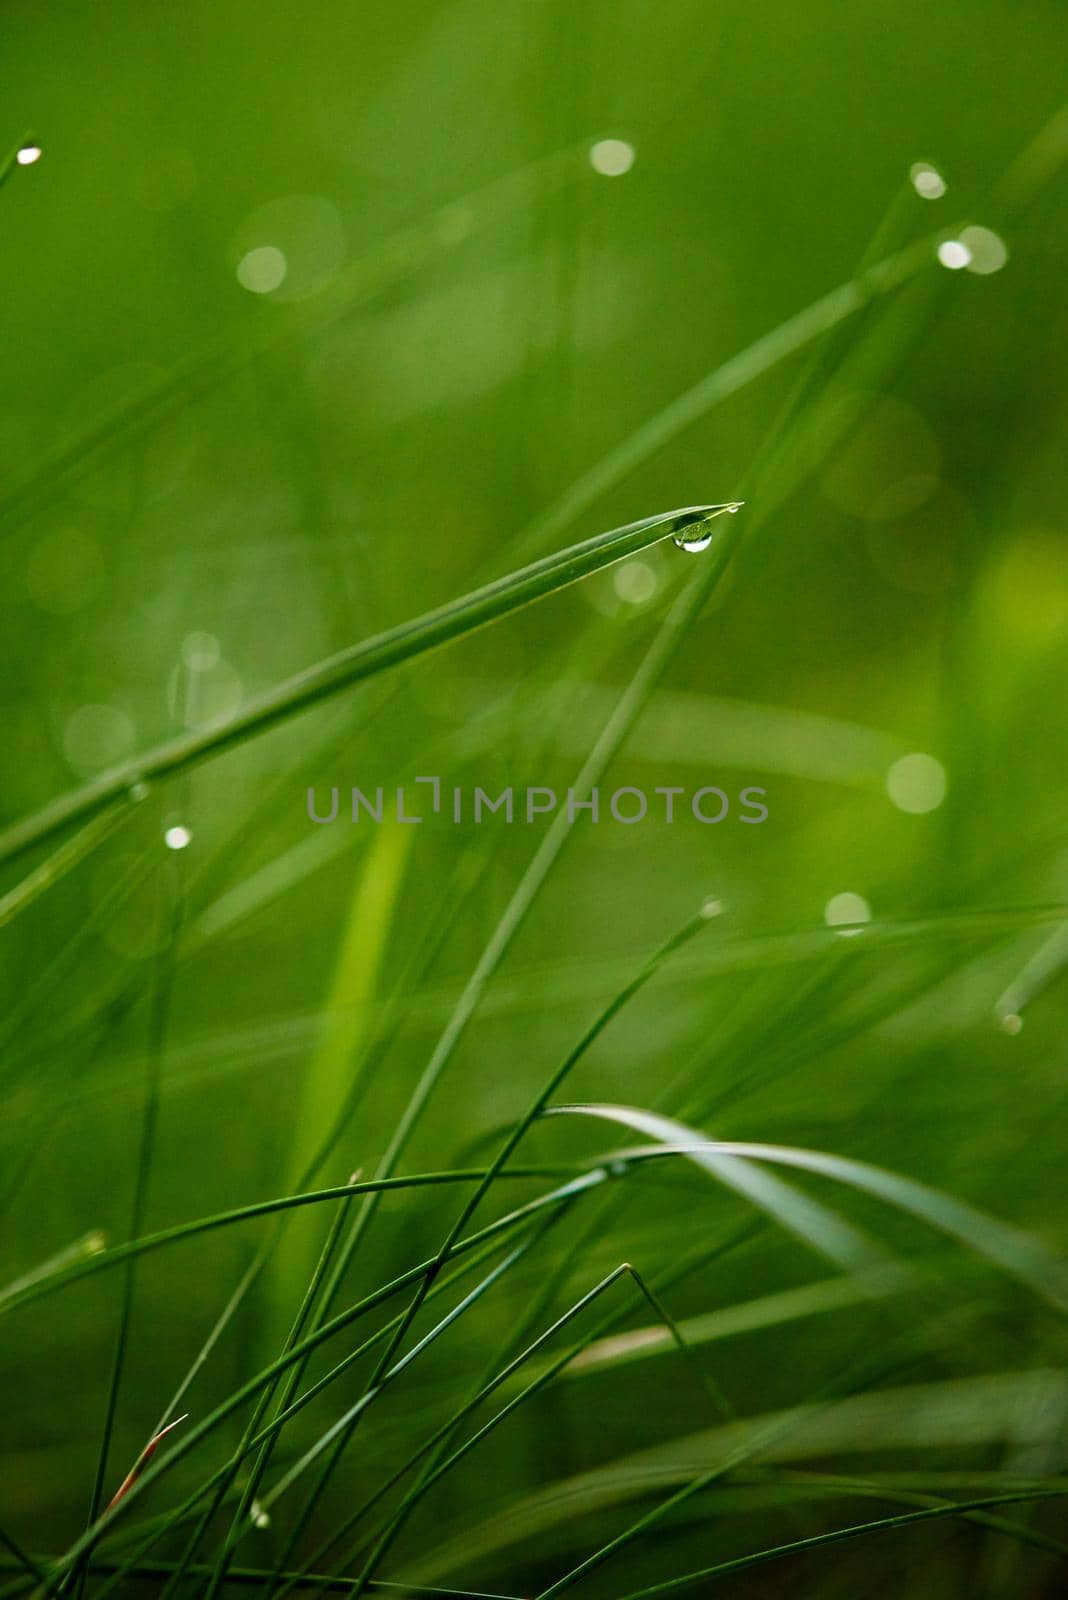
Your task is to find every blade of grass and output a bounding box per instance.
[347,1264,719,1598]
[170,1185,362,1600]
[0,1165,590,1319]
[256,1227,562,1524]
[529,1313,1039,1599]
[513,234,935,560]
[0,503,734,870]
[0,1531,47,1589]
[0,808,128,933]
[72,859,182,1598]
[272,211,957,1546]
[273,819,413,1317]
[132,845,487,1452]
[31,1171,611,1591]
[547,1108,884,1273]
[413,1368,1068,1580]
[284,1221,760,1596]
[563,1265,914,1379]
[0,1560,526,1599]
[83,1218,559,1600]
[762,1469,1068,1560]
[284,897,883,1589]
[610,1489,1068,1600]
[572,1128,1068,1311]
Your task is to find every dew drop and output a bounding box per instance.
[16,143,42,167]
[164,824,192,851]
[998,1010,1023,1036]
[674,526,715,554]
[824,891,871,935]
[127,779,150,804]
[673,502,742,553]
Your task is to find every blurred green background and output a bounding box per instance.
[3,2,1068,1596]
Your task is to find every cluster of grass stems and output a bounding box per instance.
[3,112,1068,1600]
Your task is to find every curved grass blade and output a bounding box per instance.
[994,918,1068,1030]
[0,808,127,933]
[73,871,182,1598]
[280,1223,758,1598]
[514,236,934,559]
[414,1370,1068,1580]
[547,1107,883,1273]
[102,1416,188,1516]
[25,1173,610,1591]
[767,1469,1068,1561]
[0,504,736,871]
[550,1109,1068,1310]
[563,1266,914,1380]
[346,1264,719,1597]
[0,1165,590,1319]
[282,900,873,1587]
[0,1560,525,1599]
[83,1219,562,1600]
[611,1488,1068,1600]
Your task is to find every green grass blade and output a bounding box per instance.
[610,1489,1068,1599]
[0,504,735,870]
[547,1107,885,1272]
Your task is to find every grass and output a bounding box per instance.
[3,9,1068,1599]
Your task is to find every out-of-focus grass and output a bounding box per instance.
[3,4,1068,1598]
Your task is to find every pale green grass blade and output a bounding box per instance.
[547,1107,885,1272]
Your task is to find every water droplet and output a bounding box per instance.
[674,505,741,556]
[164,825,192,851]
[16,143,42,167]
[998,1010,1023,1036]
[674,526,715,554]
[127,779,150,804]
[608,1160,628,1177]
[700,896,725,919]
[250,1501,271,1529]
[824,891,871,935]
